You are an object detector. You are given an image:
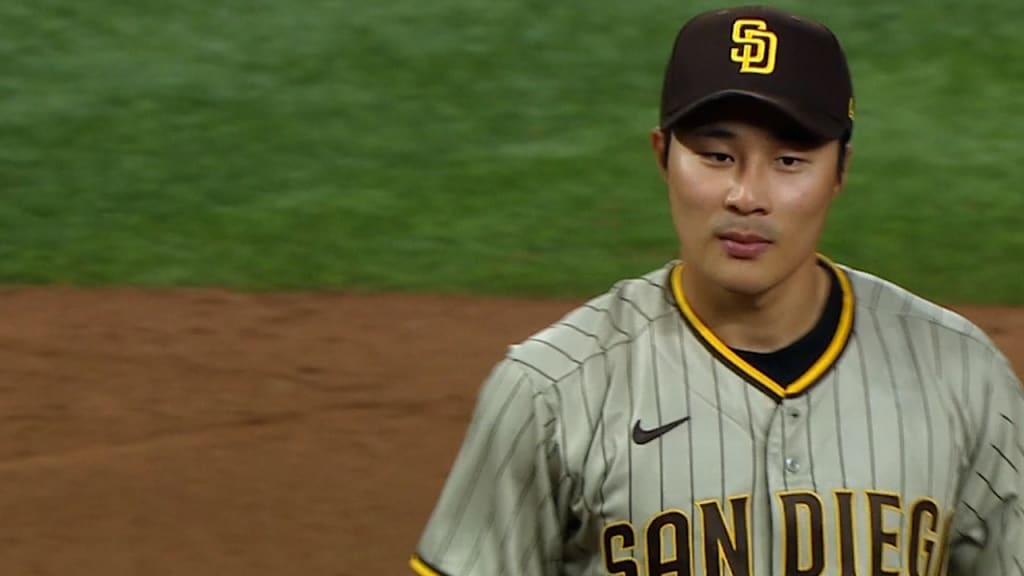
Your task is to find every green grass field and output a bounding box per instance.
[1,0,1022,302]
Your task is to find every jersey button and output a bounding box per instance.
[787,407,801,420]
[785,457,801,474]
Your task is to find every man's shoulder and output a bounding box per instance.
[841,263,995,349]
[505,262,678,385]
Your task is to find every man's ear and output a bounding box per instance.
[835,144,853,197]
[651,127,669,180]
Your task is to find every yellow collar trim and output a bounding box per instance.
[670,255,854,399]
[410,556,443,576]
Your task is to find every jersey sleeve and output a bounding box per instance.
[410,358,572,576]
[948,349,1024,575]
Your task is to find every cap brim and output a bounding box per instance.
[662,90,845,140]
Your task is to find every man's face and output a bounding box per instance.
[653,100,849,297]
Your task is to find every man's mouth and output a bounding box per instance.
[718,231,773,259]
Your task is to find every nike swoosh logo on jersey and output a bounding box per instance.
[632,417,690,445]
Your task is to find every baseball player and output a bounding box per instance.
[410,5,1024,575]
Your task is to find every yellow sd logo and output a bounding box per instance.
[730,19,778,74]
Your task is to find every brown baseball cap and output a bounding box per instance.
[660,5,854,140]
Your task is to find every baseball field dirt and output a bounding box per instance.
[0,286,1021,575]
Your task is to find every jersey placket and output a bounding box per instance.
[766,397,817,574]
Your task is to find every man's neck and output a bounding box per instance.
[682,258,831,353]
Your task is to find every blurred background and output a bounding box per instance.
[1,1,1023,575]
[3,0,1022,302]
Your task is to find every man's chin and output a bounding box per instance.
[701,258,780,299]
[719,274,775,298]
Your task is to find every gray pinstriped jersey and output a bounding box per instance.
[411,259,1024,576]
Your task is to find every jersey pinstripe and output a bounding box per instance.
[411,257,1024,575]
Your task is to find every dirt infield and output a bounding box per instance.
[0,287,1021,575]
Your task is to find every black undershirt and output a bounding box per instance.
[732,263,843,387]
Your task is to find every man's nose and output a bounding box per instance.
[724,161,770,215]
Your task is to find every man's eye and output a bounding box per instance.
[702,152,733,163]
[777,156,806,167]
